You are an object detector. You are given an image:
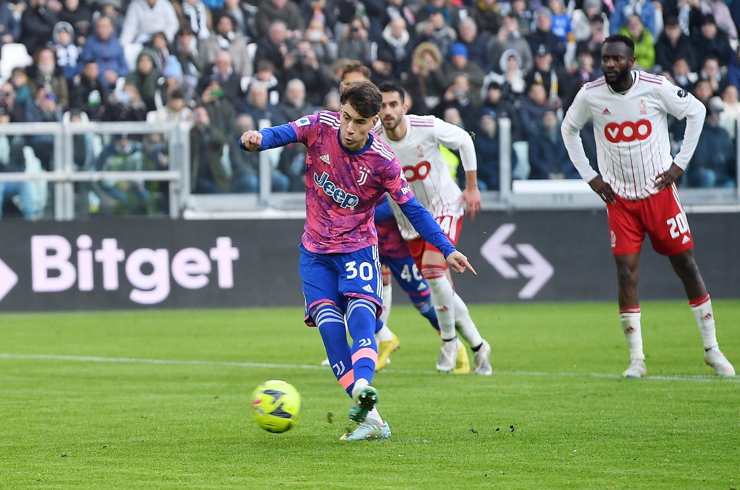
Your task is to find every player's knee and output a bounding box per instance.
[616,265,639,288]
[421,264,447,280]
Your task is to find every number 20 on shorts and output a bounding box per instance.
[666,212,689,239]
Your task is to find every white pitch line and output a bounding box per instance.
[0,353,736,383]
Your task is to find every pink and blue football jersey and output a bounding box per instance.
[289,111,413,254]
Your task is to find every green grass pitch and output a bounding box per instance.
[1,301,738,489]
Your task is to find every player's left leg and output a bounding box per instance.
[668,251,735,377]
[337,246,391,440]
[647,185,734,376]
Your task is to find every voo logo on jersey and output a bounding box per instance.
[403,161,431,182]
[604,119,652,143]
[314,172,359,208]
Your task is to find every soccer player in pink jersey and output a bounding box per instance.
[240,81,477,440]
[561,35,735,378]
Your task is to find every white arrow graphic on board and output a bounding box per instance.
[480,224,553,299]
[0,257,18,301]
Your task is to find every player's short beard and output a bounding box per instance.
[384,114,402,130]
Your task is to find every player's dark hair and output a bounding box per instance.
[604,35,635,55]
[340,81,382,118]
[340,61,371,82]
[377,81,405,102]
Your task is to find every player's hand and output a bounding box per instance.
[588,175,616,204]
[240,130,262,151]
[462,187,481,219]
[447,251,477,275]
[654,163,684,190]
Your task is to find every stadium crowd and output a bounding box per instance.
[0,0,739,216]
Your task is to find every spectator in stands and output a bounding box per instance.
[693,14,734,67]
[255,21,290,82]
[455,18,487,72]
[97,0,124,36]
[480,80,521,138]
[181,0,210,40]
[199,50,245,109]
[10,68,33,111]
[700,56,726,95]
[285,40,333,106]
[0,82,25,122]
[338,18,373,67]
[548,0,572,41]
[488,14,533,75]
[474,111,501,191]
[100,81,148,121]
[483,48,527,98]
[730,47,740,90]
[255,0,304,39]
[174,28,203,102]
[120,0,179,45]
[201,13,253,78]
[526,44,569,106]
[79,16,128,91]
[527,8,566,66]
[446,43,485,104]
[571,48,600,91]
[529,110,578,179]
[126,50,162,112]
[510,0,535,36]
[219,0,257,40]
[70,61,106,119]
[620,15,655,70]
[228,113,260,193]
[442,73,478,129]
[25,87,62,170]
[201,80,235,135]
[688,99,734,187]
[244,82,285,127]
[655,16,697,72]
[21,0,60,55]
[404,42,447,115]
[415,6,457,58]
[693,79,714,105]
[190,105,229,194]
[719,85,739,140]
[59,0,92,45]
[147,88,192,123]
[52,22,79,81]
[471,0,502,35]
[672,57,697,91]
[370,51,396,87]
[0,0,21,45]
[571,0,608,42]
[576,14,607,70]
[377,16,414,79]
[610,0,659,37]
[688,0,737,42]
[279,78,313,122]
[147,31,183,92]
[519,82,551,140]
[251,60,281,105]
[27,47,69,109]
[94,135,151,213]
[0,106,43,220]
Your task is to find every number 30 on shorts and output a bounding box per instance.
[345,261,374,280]
[666,212,689,239]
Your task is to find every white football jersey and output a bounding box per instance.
[562,71,706,200]
[381,115,477,240]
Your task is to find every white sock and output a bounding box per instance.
[427,276,456,340]
[376,324,393,342]
[690,296,718,351]
[351,378,369,399]
[366,407,383,426]
[452,293,484,348]
[620,310,644,361]
[380,281,392,325]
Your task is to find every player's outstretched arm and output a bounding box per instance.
[239,123,300,152]
[397,196,476,275]
[433,117,481,218]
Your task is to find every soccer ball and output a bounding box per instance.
[251,380,301,433]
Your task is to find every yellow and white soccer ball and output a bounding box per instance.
[251,380,301,433]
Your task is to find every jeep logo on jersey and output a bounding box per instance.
[313,172,360,208]
[604,119,652,143]
[403,161,431,182]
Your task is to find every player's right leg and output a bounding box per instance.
[375,263,399,372]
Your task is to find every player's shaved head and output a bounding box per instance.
[603,34,635,56]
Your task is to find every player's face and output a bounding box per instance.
[339,102,378,151]
[340,71,369,94]
[379,91,406,130]
[601,42,634,84]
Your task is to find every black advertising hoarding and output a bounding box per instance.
[0,211,735,312]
